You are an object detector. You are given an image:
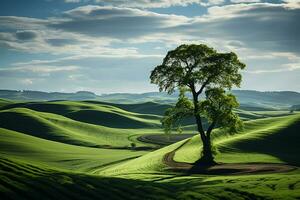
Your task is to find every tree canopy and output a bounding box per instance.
[150,44,245,95]
[150,44,246,165]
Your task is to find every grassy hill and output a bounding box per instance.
[0,108,139,147]
[0,99,12,108]
[0,101,161,128]
[84,100,172,115]
[174,114,300,165]
[0,100,166,173]
[0,128,146,173]
[2,155,300,200]
[100,114,300,177]
[1,98,300,199]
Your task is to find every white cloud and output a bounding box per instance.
[244,51,300,73]
[0,1,299,85]
[282,0,300,9]
[21,78,33,85]
[0,16,46,29]
[0,6,190,56]
[64,0,225,8]
[283,63,300,70]
[1,2,298,56]
[201,3,276,21]
[65,0,82,2]
[245,63,300,74]
[0,65,80,79]
[231,0,261,3]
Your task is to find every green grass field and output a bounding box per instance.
[1,99,300,199]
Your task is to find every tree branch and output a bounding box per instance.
[196,75,213,96]
[206,120,217,138]
[190,83,205,138]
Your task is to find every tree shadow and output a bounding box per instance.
[224,119,300,166]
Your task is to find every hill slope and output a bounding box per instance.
[0,107,142,148]
[101,114,300,177]
[0,98,300,199]
[176,114,300,165]
[4,155,300,200]
[0,101,161,129]
[0,128,146,173]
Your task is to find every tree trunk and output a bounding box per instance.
[191,85,215,166]
[198,136,215,165]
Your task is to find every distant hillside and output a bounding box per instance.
[1,89,300,108]
[0,90,97,101]
[291,104,300,111]
[232,90,300,108]
[98,92,176,104]
[99,90,300,108]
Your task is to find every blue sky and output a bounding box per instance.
[0,0,299,94]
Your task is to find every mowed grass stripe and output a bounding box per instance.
[1,165,61,200]
[1,160,80,200]
[1,154,300,199]
[0,128,147,173]
[1,157,118,200]
[0,158,49,177]
[0,177,31,200]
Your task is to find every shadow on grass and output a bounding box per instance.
[1,102,159,129]
[226,119,300,166]
[0,111,54,139]
[66,109,157,129]
[0,111,98,147]
[2,156,300,200]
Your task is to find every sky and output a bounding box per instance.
[0,0,299,94]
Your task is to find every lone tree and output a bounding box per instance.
[150,44,245,165]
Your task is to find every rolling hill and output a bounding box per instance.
[98,114,300,176]
[1,98,300,199]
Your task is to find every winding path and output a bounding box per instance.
[162,139,298,175]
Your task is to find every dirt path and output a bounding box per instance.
[163,139,298,175]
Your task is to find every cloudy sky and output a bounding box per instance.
[0,0,299,94]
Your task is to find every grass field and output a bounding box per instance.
[1,99,300,199]
[174,114,300,165]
